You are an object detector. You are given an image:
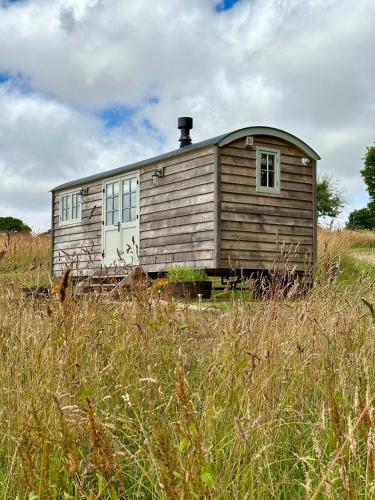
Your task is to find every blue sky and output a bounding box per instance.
[0,0,374,230]
[216,0,240,12]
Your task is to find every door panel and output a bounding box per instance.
[102,173,139,266]
[120,176,139,265]
[103,180,121,266]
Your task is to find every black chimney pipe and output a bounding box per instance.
[178,117,193,147]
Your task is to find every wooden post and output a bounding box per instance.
[213,145,221,269]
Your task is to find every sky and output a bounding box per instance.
[0,0,374,231]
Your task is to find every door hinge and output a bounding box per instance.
[102,220,104,225]
[137,179,139,185]
[102,250,104,258]
[102,188,105,193]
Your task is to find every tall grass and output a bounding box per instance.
[0,230,374,498]
[0,232,51,286]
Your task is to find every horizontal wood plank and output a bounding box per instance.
[140,193,214,215]
[141,202,213,223]
[141,230,214,248]
[221,220,313,237]
[141,221,214,239]
[221,229,312,245]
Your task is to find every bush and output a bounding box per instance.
[346,207,375,230]
[167,266,209,282]
[0,216,31,232]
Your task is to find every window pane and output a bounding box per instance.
[261,169,267,187]
[113,182,119,195]
[261,154,267,168]
[131,193,137,208]
[130,207,137,222]
[123,193,130,210]
[113,210,119,225]
[106,212,112,226]
[268,170,275,188]
[123,180,130,194]
[106,184,113,196]
[268,154,275,171]
[113,195,119,211]
[130,177,137,193]
[123,208,130,223]
[106,196,111,212]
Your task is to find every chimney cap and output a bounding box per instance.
[178,117,193,130]
[178,117,193,148]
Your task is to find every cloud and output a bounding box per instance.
[0,83,163,230]
[0,0,374,229]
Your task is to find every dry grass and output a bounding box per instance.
[0,232,51,286]
[0,230,374,498]
[318,227,375,258]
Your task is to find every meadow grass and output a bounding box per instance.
[0,232,51,287]
[0,231,374,498]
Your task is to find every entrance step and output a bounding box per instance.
[75,266,149,299]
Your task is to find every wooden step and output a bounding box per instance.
[74,266,149,299]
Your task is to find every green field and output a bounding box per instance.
[0,230,374,499]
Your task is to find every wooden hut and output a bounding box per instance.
[51,118,320,279]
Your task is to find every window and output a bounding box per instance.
[122,177,138,223]
[105,181,119,226]
[256,147,280,194]
[60,191,81,225]
[72,193,81,219]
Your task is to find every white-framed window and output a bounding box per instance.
[60,190,82,225]
[256,147,281,194]
[122,177,138,223]
[105,181,120,226]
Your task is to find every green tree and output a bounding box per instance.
[317,175,344,219]
[0,217,31,233]
[347,144,375,230]
[360,145,375,199]
[347,206,375,230]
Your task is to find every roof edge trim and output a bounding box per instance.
[218,126,321,160]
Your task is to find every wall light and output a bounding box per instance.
[152,167,164,186]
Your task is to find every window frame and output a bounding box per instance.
[104,180,120,227]
[59,189,82,226]
[256,146,281,194]
[121,176,138,225]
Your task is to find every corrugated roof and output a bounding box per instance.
[51,132,227,192]
[51,126,320,192]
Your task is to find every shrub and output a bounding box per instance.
[167,266,209,282]
[347,206,375,230]
[0,216,31,232]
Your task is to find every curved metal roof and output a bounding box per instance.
[52,126,320,192]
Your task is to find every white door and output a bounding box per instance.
[102,173,139,267]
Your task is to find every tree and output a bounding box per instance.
[360,145,375,199]
[347,144,375,230]
[347,206,375,230]
[317,175,344,219]
[0,217,31,233]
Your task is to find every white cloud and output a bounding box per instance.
[0,0,374,229]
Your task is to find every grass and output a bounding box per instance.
[0,230,374,498]
[0,232,51,287]
[167,266,209,283]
